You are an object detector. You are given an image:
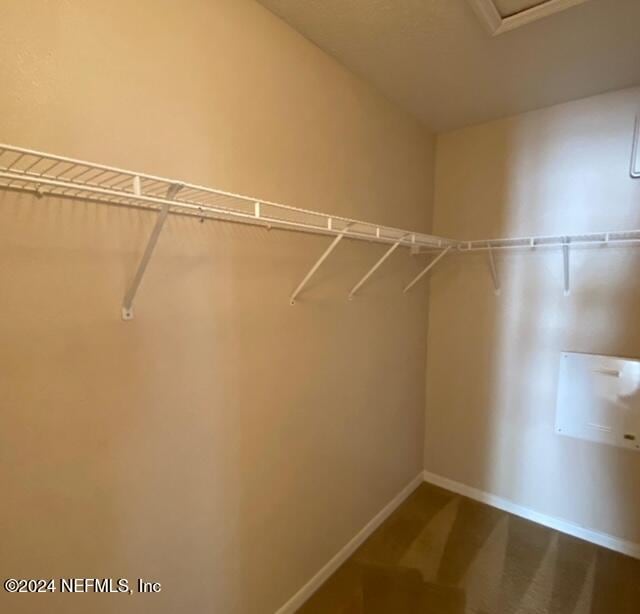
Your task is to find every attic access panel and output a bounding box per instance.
[467,0,593,36]
[556,352,640,452]
[494,1,549,16]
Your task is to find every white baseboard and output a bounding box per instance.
[423,470,640,560]
[275,472,423,614]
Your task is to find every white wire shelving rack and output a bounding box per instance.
[0,143,456,318]
[420,230,640,296]
[1,140,639,316]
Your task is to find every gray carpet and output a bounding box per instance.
[297,483,640,613]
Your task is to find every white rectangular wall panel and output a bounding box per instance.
[556,351,640,452]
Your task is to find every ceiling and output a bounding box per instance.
[256,0,640,132]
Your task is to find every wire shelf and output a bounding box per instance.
[2,142,639,315]
[455,230,640,253]
[0,143,452,250]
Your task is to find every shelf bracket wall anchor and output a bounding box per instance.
[348,233,411,300]
[403,245,452,293]
[563,237,570,296]
[133,175,142,196]
[290,223,353,305]
[410,234,420,255]
[487,246,501,295]
[121,182,183,320]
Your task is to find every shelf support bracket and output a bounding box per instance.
[487,246,501,295]
[290,224,353,305]
[348,233,410,300]
[562,237,570,296]
[403,245,451,293]
[121,183,183,320]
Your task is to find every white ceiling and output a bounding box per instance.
[257,0,640,132]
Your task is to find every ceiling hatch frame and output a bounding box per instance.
[467,0,592,36]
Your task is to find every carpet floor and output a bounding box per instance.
[297,482,640,613]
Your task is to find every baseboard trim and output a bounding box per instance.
[275,472,423,614]
[423,470,640,560]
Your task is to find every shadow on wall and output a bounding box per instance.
[425,87,640,553]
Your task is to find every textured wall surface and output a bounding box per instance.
[0,1,435,612]
[258,0,640,131]
[425,87,640,544]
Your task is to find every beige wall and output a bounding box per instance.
[0,2,435,613]
[426,87,640,544]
